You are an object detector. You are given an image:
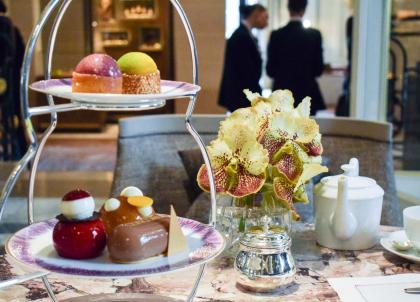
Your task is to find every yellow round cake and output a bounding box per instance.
[117,52,161,94]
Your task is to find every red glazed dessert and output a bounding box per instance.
[53,189,106,259]
[72,54,122,94]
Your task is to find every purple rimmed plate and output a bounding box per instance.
[29,79,201,105]
[6,218,224,278]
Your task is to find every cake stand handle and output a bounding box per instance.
[170,1,217,301]
[0,271,49,289]
[27,0,72,224]
[0,0,62,222]
[169,0,198,86]
[0,1,62,300]
[42,275,59,302]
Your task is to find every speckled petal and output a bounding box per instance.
[227,167,266,198]
[219,124,255,154]
[273,142,304,182]
[295,163,329,190]
[207,139,232,170]
[270,113,319,144]
[273,173,300,220]
[196,164,228,193]
[269,89,295,112]
[301,133,324,156]
[238,141,269,176]
[259,131,287,162]
[219,108,259,139]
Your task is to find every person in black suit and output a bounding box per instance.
[218,4,268,112]
[0,0,27,160]
[266,0,326,115]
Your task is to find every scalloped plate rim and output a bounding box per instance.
[29,78,201,104]
[6,217,225,279]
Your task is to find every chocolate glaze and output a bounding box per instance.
[108,217,170,263]
[56,212,100,223]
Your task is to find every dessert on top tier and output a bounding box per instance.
[72,54,122,94]
[53,189,106,259]
[117,52,161,94]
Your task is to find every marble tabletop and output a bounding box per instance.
[1,224,419,302]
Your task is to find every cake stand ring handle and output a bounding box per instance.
[28,0,72,225]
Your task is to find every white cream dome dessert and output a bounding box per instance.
[60,189,95,220]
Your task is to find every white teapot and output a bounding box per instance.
[313,158,384,250]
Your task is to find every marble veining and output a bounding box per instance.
[1,224,419,302]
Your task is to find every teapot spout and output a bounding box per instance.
[330,176,357,240]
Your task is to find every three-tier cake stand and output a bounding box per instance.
[0,0,221,301]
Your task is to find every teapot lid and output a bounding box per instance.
[321,158,377,189]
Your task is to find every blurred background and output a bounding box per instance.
[0,0,419,243]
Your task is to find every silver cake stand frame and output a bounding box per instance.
[0,0,218,301]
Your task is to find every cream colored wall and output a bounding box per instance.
[7,0,43,82]
[7,0,89,76]
[40,0,88,73]
[173,0,226,114]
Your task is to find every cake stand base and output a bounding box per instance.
[61,293,184,302]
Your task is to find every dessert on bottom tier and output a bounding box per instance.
[52,186,188,263]
[52,189,106,259]
[107,217,170,263]
[117,52,161,94]
[72,54,122,94]
[102,186,189,263]
[99,186,155,234]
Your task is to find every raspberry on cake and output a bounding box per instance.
[72,54,122,94]
[117,52,161,94]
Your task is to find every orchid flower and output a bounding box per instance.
[270,162,328,220]
[260,112,319,163]
[196,89,328,220]
[197,123,269,198]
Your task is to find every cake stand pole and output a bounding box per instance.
[0,0,62,223]
[172,0,217,300]
[0,271,49,290]
[27,0,72,224]
[170,0,216,227]
[42,275,59,302]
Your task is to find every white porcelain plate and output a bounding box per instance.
[6,218,225,278]
[380,230,420,263]
[29,79,201,105]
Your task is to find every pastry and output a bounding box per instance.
[107,217,170,263]
[107,206,188,263]
[117,52,161,94]
[72,54,122,93]
[53,189,106,259]
[100,186,156,234]
[107,204,189,263]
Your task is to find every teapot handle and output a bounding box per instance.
[330,176,358,240]
[341,158,359,177]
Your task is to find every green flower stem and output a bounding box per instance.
[234,194,254,207]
